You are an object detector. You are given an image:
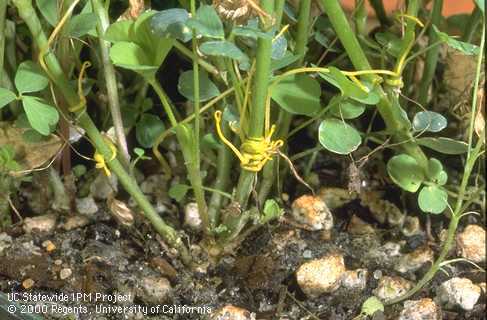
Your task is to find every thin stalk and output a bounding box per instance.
[320,0,428,170]
[369,0,390,27]
[91,0,130,164]
[189,0,209,234]
[234,0,275,207]
[417,0,442,107]
[259,0,310,202]
[208,120,233,228]
[149,79,209,235]
[0,0,6,85]
[13,0,191,264]
[274,0,286,28]
[387,17,486,304]
[173,40,219,76]
[462,7,482,43]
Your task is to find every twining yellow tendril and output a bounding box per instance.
[69,61,91,112]
[94,138,117,176]
[214,111,284,172]
[395,13,425,28]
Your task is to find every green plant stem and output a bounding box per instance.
[417,0,442,107]
[208,121,233,227]
[149,79,209,235]
[387,16,486,304]
[462,7,482,43]
[259,0,310,203]
[234,0,274,207]
[274,0,286,28]
[173,40,219,76]
[320,0,428,170]
[13,0,191,264]
[0,0,6,86]
[369,0,390,27]
[91,0,130,165]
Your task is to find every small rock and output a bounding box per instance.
[0,233,13,255]
[211,305,255,320]
[319,187,356,209]
[42,240,56,252]
[23,214,57,234]
[61,215,90,231]
[373,276,412,303]
[108,198,135,227]
[291,195,333,231]
[395,246,434,273]
[59,268,72,280]
[54,259,63,266]
[398,298,440,320]
[90,173,117,200]
[456,225,486,263]
[75,197,99,216]
[22,278,35,289]
[401,216,421,237]
[140,175,165,194]
[436,277,481,310]
[296,253,346,297]
[150,257,177,281]
[184,202,202,230]
[347,215,375,235]
[137,276,171,305]
[340,268,368,291]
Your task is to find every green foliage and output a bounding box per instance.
[136,114,166,148]
[329,97,365,119]
[21,96,59,136]
[418,185,448,214]
[387,154,425,192]
[35,0,58,26]
[0,88,16,109]
[271,74,321,115]
[360,296,384,316]
[178,70,220,102]
[0,145,20,173]
[433,25,480,55]
[318,118,362,154]
[169,183,190,202]
[416,137,468,154]
[200,41,248,61]
[186,5,224,39]
[319,67,368,101]
[14,61,49,94]
[412,111,447,133]
[151,8,191,42]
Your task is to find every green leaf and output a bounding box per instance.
[186,5,224,39]
[0,88,17,109]
[361,296,384,316]
[104,20,134,42]
[475,0,484,13]
[271,35,287,59]
[260,199,284,224]
[387,154,425,192]
[178,70,220,102]
[200,41,247,61]
[418,185,448,214]
[427,158,448,185]
[233,25,272,39]
[271,74,321,116]
[168,183,190,202]
[412,111,447,132]
[14,61,49,94]
[271,52,300,71]
[151,8,192,42]
[433,25,480,55]
[330,98,365,119]
[134,147,145,157]
[21,96,59,136]
[110,42,158,77]
[318,118,362,154]
[417,137,468,154]
[375,32,402,57]
[351,81,381,105]
[136,114,166,148]
[67,13,98,38]
[36,0,58,27]
[319,67,368,101]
